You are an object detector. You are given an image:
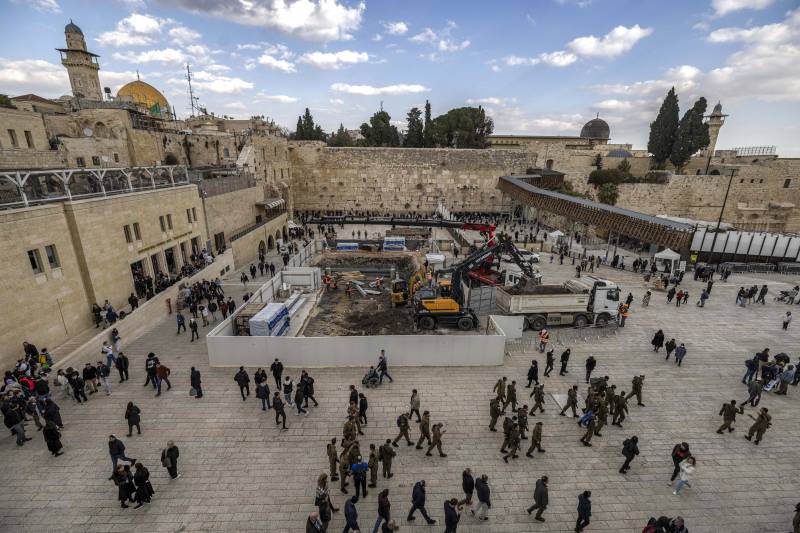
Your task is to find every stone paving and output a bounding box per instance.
[1,254,799,533]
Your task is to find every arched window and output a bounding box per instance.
[223,148,230,158]
[545,159,554,170]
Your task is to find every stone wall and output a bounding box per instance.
[0,108,50,151]
[289,143,538,213]
[59,137,132,167]
[203,185,265,248]
[230,213,289,268]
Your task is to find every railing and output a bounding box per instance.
[229,209,287,242]
[194,172,256,197]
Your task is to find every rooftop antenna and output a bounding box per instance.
[136,69,140,81]
[380,100,384,112]
[186,64,197,117]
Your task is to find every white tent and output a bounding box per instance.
[547,230,565,243]
[654,248,681,272]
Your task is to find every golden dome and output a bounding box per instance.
[117,80,170,116]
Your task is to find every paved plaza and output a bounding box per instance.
[1,256,798,533]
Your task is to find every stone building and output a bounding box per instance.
[57,21,102,101]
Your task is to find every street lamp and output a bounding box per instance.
[707,168,737,265]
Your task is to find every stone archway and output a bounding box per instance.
[258,240,266,256]
[282,226,288,241]
[275,230,281,242]
[164,153,179,165]
[267,235,275,250]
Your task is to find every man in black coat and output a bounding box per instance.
[444,498,460,533]
[234,366,250,401]
[115,352,129,382]
[526,476,548,522]
[406,480,435,524]
[526,360,538,388]
[190,367,203,399]
[473,474,491,521]
[270,358,283,389]
[620,436,639,474]
[576,490,591,532]
[107,435,135,478]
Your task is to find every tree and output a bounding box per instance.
[593,153,603,169]
[647,87,680,169]
[597,182,619,205]
[669,97,710,173]
[360,109,400,147]
[588,168,623,186]
[328,124,354,147]
[0,94,15,108]
[404,107,424,148]
[423,100,434,147]
[294,116,305,140]
[430,106,494,148]
[617,158,631,177]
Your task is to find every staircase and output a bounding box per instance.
[236,142,253,169]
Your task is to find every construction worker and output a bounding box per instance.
[560,385,579,417]
[538,329,550,353]
[488,397,503,432]
[425,423,447,457]
[526,421,545,457]
[416,411,432,449]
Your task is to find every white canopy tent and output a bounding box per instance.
[654,248,681,273]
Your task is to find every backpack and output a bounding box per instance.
[396,415,403,427]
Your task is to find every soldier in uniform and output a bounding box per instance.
[594,400,608,437]
[517,405,529,440]
[503,380,518,412]
[379,439,396,478]
[559,385,579,417]
[416,411,432,449]
[526,421,546,457]
[347,441,361,467]
[500,415,517,453]
[579,413,597,447]
[531,384,545,414]
[343,416,357,445]
[745,407,772,444]
[489,397,503,432]
[425,423,447,457]
[493,377,508,403]
[625,375,646,407]
[393,412,413,447]
[326,437,339,481]
[502,423,520,462]
[338,447,350,493]
[348,401,364,435]
[368,443,379,487]
[612,391,628,427]
[605,385,617,416]
[717,400,742,434]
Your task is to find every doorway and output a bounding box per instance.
[151,253,162,275]
[165,247,177,274]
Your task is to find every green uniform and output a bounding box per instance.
[531,386,545,413]
[393,413,412,445]
[426,424,446,457]
[594,402,608,436]
[493,378,507,401]
[626,376,644,405]
[338,449,350,492]
[717,403,740,433]
[612,394,628,425]
[368,449,379,486]
[560,388,578,417]
[517,407,529,439]
[746,412,772,443]
[379,443,395,478]
[580,416,596,445]
[504,382,517,411]
[489,398,503,430]
[526,424,545,456]
[503,426,520,461]
[326,442,339,479]
[416,413,431,448]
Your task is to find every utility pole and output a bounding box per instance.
[186,64,197,117]
[707,168,737,265]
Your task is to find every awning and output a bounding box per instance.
[257,198,285,209]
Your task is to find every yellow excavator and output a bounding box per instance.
[391,266,426,307]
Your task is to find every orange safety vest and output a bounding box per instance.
[539,331,550,342]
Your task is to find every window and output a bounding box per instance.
[759,179,764,183]
[76,157,86,167]
[8,129,19,148]
[739,179,744,183]
[44,244,60,268]
[27,249,43,274]
[113,153,119,163]
[191,207,197,222]
[24,130,34,149]
[223,147,230,158]
[784,179,792,188]
[133,222,141,240]
[123,225,132,243]
[91,156,101,166]
[167,214,173,230]
[186,208,192,223]
[546,159,554,170]
[159,215,166,232]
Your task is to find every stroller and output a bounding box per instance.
[362,368,380,388]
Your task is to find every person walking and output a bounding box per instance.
[444,498,461,533]
[112,464,136,509]
[674,344,687,366]
[43,398,63,429]
[377,350,393,383]
[585,356,596,384]
[155,363,171,396]
[372,488,391,533]
[672,457,696,495]
[526,422,546,457]
[115,352,129,382]
[380,439,396,479]
[273,392,287,430]
[132,462,154,508]
[256,380,271,411]
[190,367,203,399]
[189,317,199,341]
[368,444,379,488]
[619,436,639,474]
[526,360,539,388]
[42,420,63,456]
[783,311,792,330]
[234,367,250,401]
[406,480,436,525]
[472,474,491,521]
[351,456,369,501]
[107,435,136,478]
[717,400,742,434]
[270,358,284,389]
[651,330,665,352]
[176,312,186,334]
[409,390,421,423]
[125,402,141,437]
[575,491,591,532]
[416,411,431,449]
[669,442,691,484]
[294,384,307,415]
[315,473,337,531]
[526,476,548,522]
[358,393,368,426]
[425,423,447,457]
[161,440,180,479]
[560,385,579,417]
[343,496,360,533]
[393,412,413,447]
[461,468,474,506]
[745,407,771,444]
[559,349,571,376]
[283,375,294,406]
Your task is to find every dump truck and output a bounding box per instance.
[495,275,620,330]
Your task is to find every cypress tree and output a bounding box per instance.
[647,87,680,169]
[670,97,709,173]
[423,100,434,147]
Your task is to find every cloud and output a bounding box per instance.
[13,0,61,13]
[372,33,383,41]
[466,97,517,106]
[255,93,299,103]
[539,50,578,66]
[169,71,254,94]
[567,24,653,58]
[438,39,470,52]
[592,64,702,96]
[169,26,201,46]
[0,58,69,96]
[410,28,437,44]
[409,22,470,61]
[331,82,430,95]
[712,0,774,17]
[97,13,164,47]
[161,0,365,41]
[490,51,576,70]
[299,50,369,69]
[383,21,408,35]
[258,53,297,73]
[554,0,592,7]
[114,48,188,64]
[329,98,345,104]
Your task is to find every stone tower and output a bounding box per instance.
[705,102,727,157]
[57,20,102,101]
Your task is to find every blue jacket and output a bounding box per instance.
[344,498,358,526]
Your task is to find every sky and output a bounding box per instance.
[2,0,799,155]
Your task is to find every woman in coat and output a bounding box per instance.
[125,402,141,436]
[651,330,665,352]
[672,457,696,495]
[315,473,336,530]
[112,465,136,508]
[161,441,180,479]
[42,420,63,456]
[133,462,155,508]
[43,399,63,428]
[461,468,475,505]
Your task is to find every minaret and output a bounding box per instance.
[57,20,102,100]
[705,102,727,158]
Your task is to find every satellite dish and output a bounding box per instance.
[83,128,93,137]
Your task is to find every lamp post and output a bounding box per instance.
[707,168,737,265]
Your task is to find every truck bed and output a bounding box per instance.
[505,284,572,296]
